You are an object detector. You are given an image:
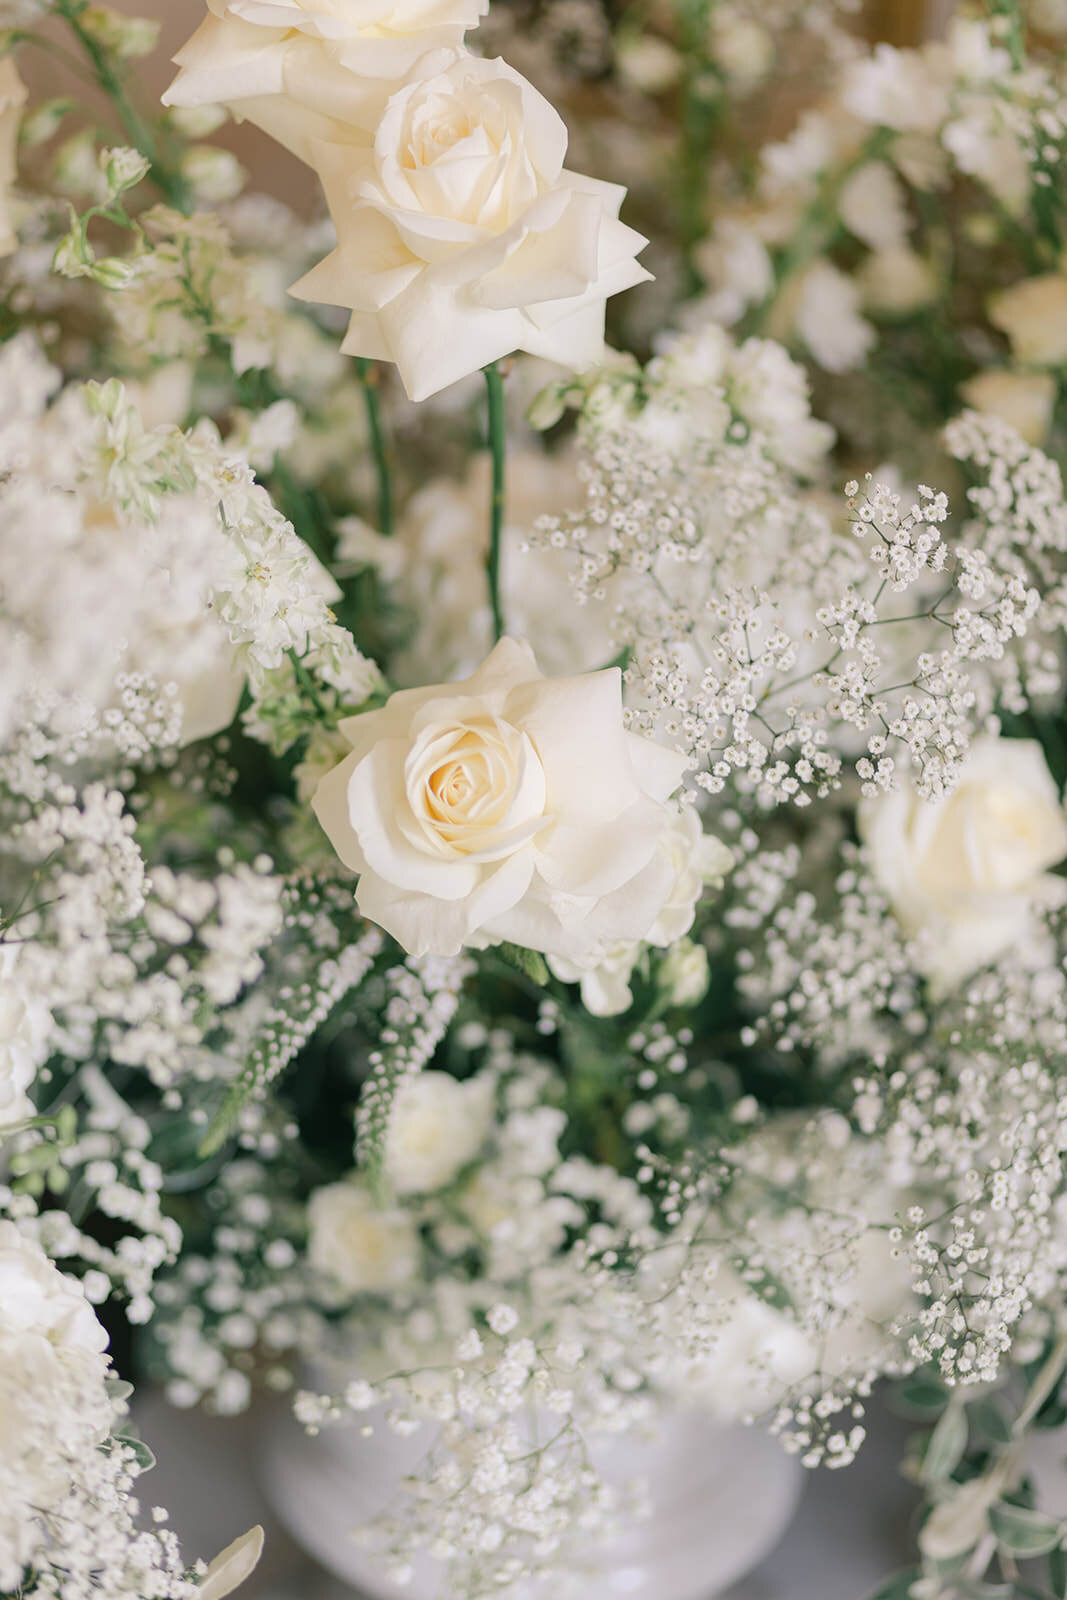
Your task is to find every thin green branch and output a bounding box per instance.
[52,0,191,210]
[483,360,508,642]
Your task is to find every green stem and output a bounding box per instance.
[287,648,328,718]
[484,361,508,642]
[356,359,393,537]
[54,0,191,211]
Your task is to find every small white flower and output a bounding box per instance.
[486,1303,519,1335]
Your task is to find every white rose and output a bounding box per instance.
[164,0,486,163]
[312,637,689,960]
[383,1069,494,1194]
[547,807,727,1015]
[859,736,1067,992]
[0,56,26,259]
[548,940,645,1018]
[0,1222,109,1358]
[0,946,51,1128]
[989,275,1067,367]
[307,1180,420,1294]
[0,1227,114,1587]
[959,369,1057,446]
[291,50,651,401]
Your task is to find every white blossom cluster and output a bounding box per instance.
[0,1218,212,1598]
[9,6,1067,1599]
[530,326,1066,806]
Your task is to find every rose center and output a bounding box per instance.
[405,108,475,169]
[401,716,548,860]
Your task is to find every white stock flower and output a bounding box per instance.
[163,0,486,163]
[860,736,1067,992]
[837,161,911,253]
[989,275,1067,368]
[0,945,51,1128]
[785,260,876,374]
[0,55,27,258]
[291,50,650,401]
[383,1069,494,1193]
[312,637,689,960]
[959,370,1057,446]
[857,246,939,316]
[691,218,775,327]
[307,1179,420,1294]
[841,41,950,134]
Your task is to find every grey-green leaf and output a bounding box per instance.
[988,1501,1063,1557]
[920,1403,968,1484]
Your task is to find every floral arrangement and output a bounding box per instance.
[6,0,1067,1596]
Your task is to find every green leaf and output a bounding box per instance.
[894,1374,950,1418]
[988,1501,1063,1557]
[968,1397,1013,1448]
[495,942,550,987]
[860,1569,922,1600]
[114,1435,157,1473]
[920,1403,968,1484]
[1048,1542,1067,1599]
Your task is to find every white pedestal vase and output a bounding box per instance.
[261,1401,804,1600]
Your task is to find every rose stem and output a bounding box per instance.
[483,360,508,641]
[356,358,394,537]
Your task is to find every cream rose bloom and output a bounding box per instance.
[163,0,486,163]
[307,1179,420,1294]
[383,1069,493,1193]
[860,736,1067,992]
[988,274,1067,367]
[291,50,651,401]
[959,369,1057,446]
[0,56,27,259]
[312,637,689,959]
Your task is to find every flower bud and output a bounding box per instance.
[100,145,151,196]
